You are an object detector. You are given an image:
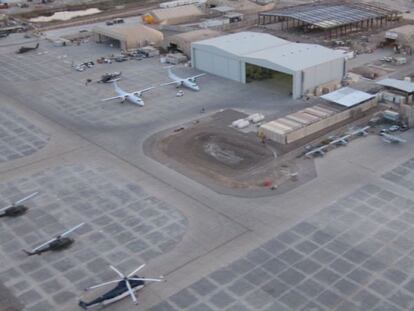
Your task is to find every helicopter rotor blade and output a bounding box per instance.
[31,236,59,252]
[125,280,138,305]
[109,265,125,278]
[14,192,39,206]
[127,264,146,278]
[60,223,84,238]
[129,277,165,283]
[84,279,122,291]
[0,204,13,213]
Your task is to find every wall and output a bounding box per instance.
[302,58,345,95]
[192,47,243,82]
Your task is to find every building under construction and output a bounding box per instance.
[258,2,401,38]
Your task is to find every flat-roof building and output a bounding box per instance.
[146,5,204,25]
[191,32,346,99]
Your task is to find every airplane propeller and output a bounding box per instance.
[0,192,39,213]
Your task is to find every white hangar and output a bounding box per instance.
[191,32,346,99]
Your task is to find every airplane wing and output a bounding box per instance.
[133,87,155,96]
[160,81,179,87]
[102,95,124,102]
[188,73,206,81]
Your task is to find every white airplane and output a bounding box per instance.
[160,67,206,91]
[381,133,406,144]
[102,82,154,107]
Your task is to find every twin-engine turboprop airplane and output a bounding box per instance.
[160,67,206,91]
[102,82,154,107]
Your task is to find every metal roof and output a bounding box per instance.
[377,78,414,93]
[193,32,344,72]
[260,2,398,29]
[321,87,376,107]
[194,32,289,56]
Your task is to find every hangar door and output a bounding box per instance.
[193,48,242,82]
[245,63,293,96]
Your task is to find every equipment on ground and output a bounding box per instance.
[79,264,164,309]
[102,81,154,107]
[17,43,39,54]
[0,192,39,217]
[160,67,206,91]
[98,72,122,83]
[380,133,406,144]
[23,223,84,256]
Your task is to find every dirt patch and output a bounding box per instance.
[144,109,316,197]
[350,64,395,80]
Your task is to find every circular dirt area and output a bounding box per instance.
[193,132,272,171]
[163,127,273,178]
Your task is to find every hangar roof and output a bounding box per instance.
[193,32,289,56]
[193,32,344,72]
[320,87,376,107]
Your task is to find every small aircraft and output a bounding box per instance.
[102,81,154,107]
[380,133,407,144]
[17,43,39,54]
[0,192,39,217]
[79,264,165,309]
[98,72,122,83]
[160,67,206,91]
[23,223,84,256]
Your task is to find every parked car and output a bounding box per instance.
[389,125,400,132]
[106,21,114,26]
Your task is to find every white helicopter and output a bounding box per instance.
[160,67,206,91]
[102,81,155,107]
[79,264,165,309]
[0,192,39,217]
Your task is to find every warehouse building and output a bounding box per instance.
[260,87,377,144]
[93,25,164,50]
[166,29,222,56]
[191,32,346,99]
[144,5,204,25]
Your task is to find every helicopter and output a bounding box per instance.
[23,223,84,256]
[79,264,165,309]
[0,192,39,217]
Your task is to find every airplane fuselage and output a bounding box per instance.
[115,89,144,106]
[25,237,74,256]
[79,277,145,310]
[0,205,28,217]
[169,71,200,91]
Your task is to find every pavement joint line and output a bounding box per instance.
[345,160,377,174]
[0,89,253,233]
[163,229,251,277]
[0,146,84,176]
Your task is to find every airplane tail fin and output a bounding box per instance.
[35,43,39,49]
[113,81,121,92]
[22,249,34,256]
[78,301,88,310]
